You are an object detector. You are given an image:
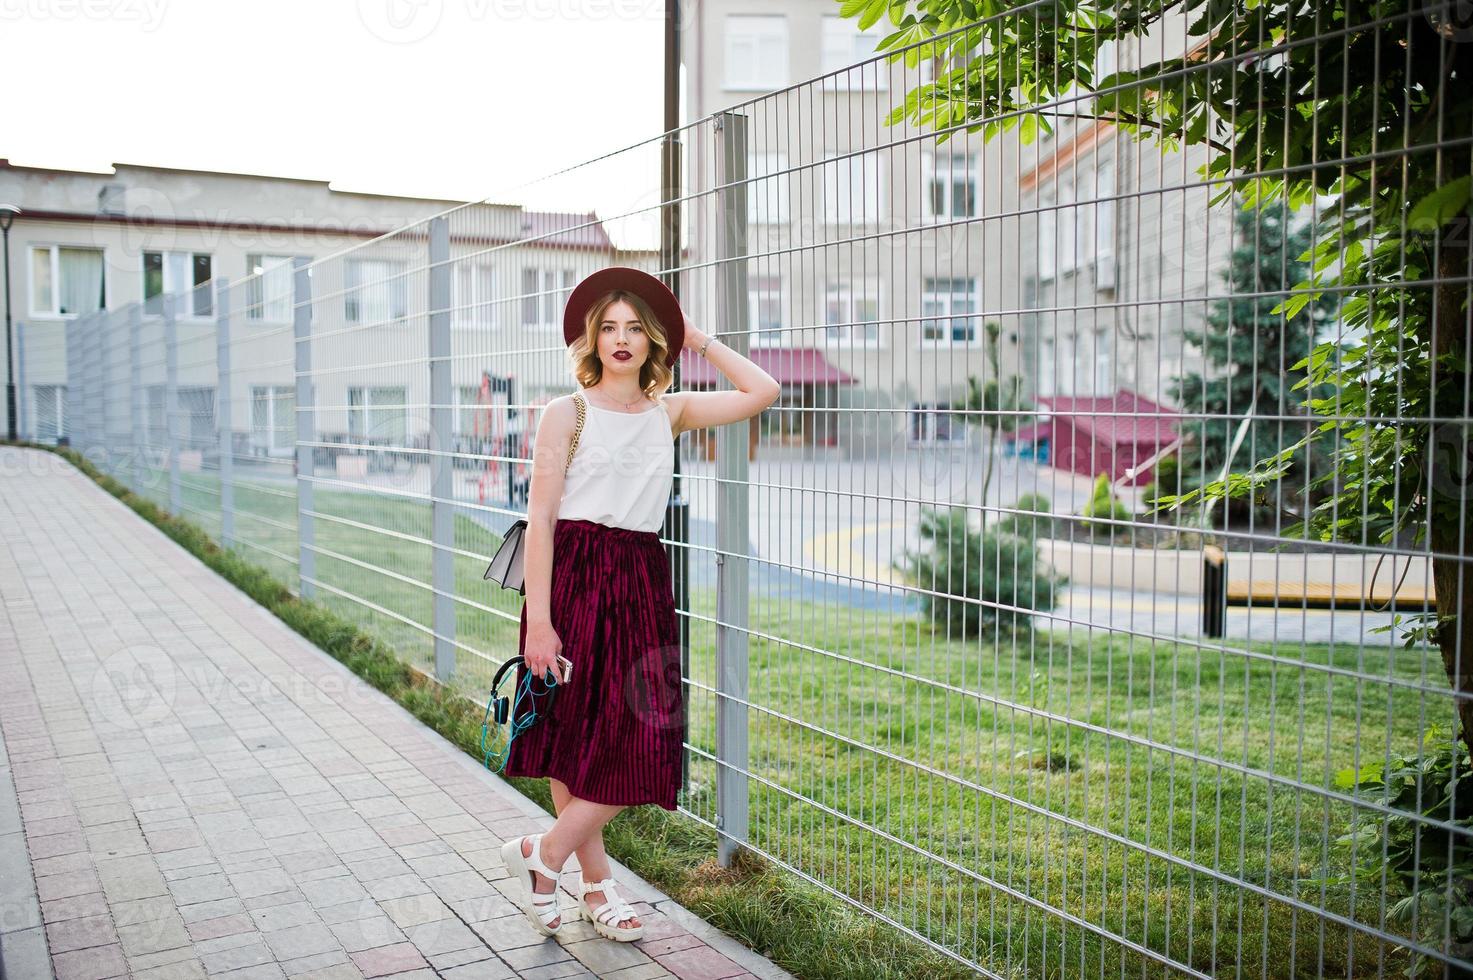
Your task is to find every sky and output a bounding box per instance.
[1,0,690,246]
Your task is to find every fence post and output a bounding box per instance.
[713,110,751,867]
[15,320,26,440]
[217,279,235,550]
[86,311,100,459]
[129,305,143,486]
[428,216,456,684]
[294,257,316,600]
[164,292,181,512]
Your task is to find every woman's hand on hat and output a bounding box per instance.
[681,313,708,350]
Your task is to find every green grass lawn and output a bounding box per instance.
[125,464,1433,977]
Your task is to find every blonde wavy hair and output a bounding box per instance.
[567,289,675,396]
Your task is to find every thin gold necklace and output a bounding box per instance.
[589,386,649,412]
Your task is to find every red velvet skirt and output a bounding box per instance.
[502,518,685,811]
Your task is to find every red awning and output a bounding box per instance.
[677,346,858,386]
[1033,390,1179,446]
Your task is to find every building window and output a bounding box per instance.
[250,385,295,456]
[30,245,105,318]
[825,281,880,345]
[748,274,784,347]
[347,386,407,445]
[747,152,790,225]
[820,15,888,89]
[822,151,884,226]
[455,385,481,437]
[921,277,978,344]
[922,151,978,219]
[247,255,295,323]
[345,258,408,324]
[522,268,576,328]
[725,15,787,90]
[33,384,66,442]
[910,402,965,443]
[143,251,213,317]
[455,262,497,328]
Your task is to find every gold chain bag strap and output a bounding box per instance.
[483,391,587,595]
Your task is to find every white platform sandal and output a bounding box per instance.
[500,833,564,936]
[578,877,644,942]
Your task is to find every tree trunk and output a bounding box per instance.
[1432,229,1473,757]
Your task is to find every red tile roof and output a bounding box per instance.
[1033,390,1179,446]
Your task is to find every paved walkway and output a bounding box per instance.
[0,447,793,980]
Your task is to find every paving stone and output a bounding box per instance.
[402,917,483,957]
[32,851,95,877]
[117,914,191,958]
[51,942,128,980]
[212,963,287,980]
[379,893,453,929]
[327,914,405,953]
[186,912,257,942]
[248,898,321,931]
[166,872,235,905]
[178,896,247,923]
[287,964,362,980]
[198,935,275,974]
[276,872,356,908]
[651,945,751,980]
[41,891,111,925]
[128,957,208,980]
[348,942,428,978]
[603,964,679,980]
[498,941,577,972]
[44,912,119,954]
[261,922,341,961]
[519,962,596,980]
[279,947,352,977]
[230,868,297,899]
[36,868,103,903]
[439,960,518,980]
[28,831,88,859]
[427,945,503,972]
[365,874,428,902]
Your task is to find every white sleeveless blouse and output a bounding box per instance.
[557,392,675,533]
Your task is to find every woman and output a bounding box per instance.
[499,267,780,942]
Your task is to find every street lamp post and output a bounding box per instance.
[1,205,19,442]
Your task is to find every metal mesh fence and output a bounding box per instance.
[47,2,1473,975]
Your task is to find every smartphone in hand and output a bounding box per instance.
[556,655,573,684]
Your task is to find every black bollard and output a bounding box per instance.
[1202,545,1227,638]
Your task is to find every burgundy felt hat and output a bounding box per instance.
[563,266,685,368]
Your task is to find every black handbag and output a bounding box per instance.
[483,391,587,594]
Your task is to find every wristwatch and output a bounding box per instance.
[698,337,715,358]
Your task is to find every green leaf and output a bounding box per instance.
[857,0,889,31]
[1408,174,1472,233]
